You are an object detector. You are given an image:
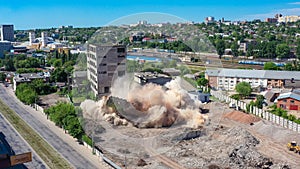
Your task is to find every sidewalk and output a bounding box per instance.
[5,85,113,169]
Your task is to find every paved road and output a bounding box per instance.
[0,113,47,169]
[0,85,108,169]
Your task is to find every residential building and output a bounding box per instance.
[205,16,215,24]
[205,68,300,91]
[276,92,300,111]
[278,15,300,23]
[87,44,126,97]
[238,41,248,53]
[29,32,35,46]
[134,72,172,86]
[13,73,50,91]
[0,41,12,58]
[41,32,48,47]
[0,25,14,42]
[265,18,278,23]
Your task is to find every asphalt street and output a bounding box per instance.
[0,113,47,169]
[0,85,102,169]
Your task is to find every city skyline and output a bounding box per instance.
[2,0,300,29]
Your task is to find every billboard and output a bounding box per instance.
[10,152,32,166]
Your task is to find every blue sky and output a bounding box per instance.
[2,0,300,29]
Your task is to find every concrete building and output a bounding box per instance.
[13,73,50,91]
[87,44,126,97]
[276,92,300,111]
[265,18,278,23]
[205,16,215,24]
[0,41,12,58]
[0,25,14,42]
[278,15,300,23]
[29,32,35,46]
[205,68,300,91]
[41,32,48,47]
[134,72,172,86]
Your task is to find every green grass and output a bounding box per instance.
[0,99,72,169]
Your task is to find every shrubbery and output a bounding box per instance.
[45,102,84,139]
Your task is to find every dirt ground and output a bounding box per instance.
[91,101,300,169]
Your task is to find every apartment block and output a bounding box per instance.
[87,44,126,97]
[0,25,14,42]
[205,69,300,91]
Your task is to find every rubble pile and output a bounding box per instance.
[163,127,290,169]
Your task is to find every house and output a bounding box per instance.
[188,90,210,103]
[276,92,300,111]
[13,73,50,91]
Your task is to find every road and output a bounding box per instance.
[0,113,47,169]
[0,85,111,169]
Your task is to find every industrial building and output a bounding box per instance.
[87,44,126,97]
[0,25,14,42]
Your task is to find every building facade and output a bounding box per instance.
[87,44,126,97]
[276,92,300,111]
[134,72,172,86]
[205,69,300,91]
[0,41,12,58]
[13,73,50,91]
[278,15,300,23]
[0,25,14,42]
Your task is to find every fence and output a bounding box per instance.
[82,142,122,169]
[211,90,300,133]
[33,104,122,169]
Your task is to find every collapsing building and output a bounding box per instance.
[87,44,126,97]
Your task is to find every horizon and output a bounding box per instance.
[2,0,300,30]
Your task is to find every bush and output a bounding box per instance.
[230,94,241,101]
[82,134,93,146]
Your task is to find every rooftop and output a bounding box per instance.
[276,92,300,101]
[14,73,48,82]
[206,68,300,80]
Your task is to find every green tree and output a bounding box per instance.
[264,62,278,70]
[15,83,38,105]
[0,72,6,82]
[197,77,208,87]
[230,42,239,57]
[50,67,68,82]
[235,82,251,98]
[254,95,265,109]
[296,43,300,60]
[276,44,290,59]
[53,59,63,68]
[215,39,225,58]
[45,102,84,139]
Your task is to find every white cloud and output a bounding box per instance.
[289,2,300,5]
[241,8,300,20]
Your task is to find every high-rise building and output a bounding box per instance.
[0,25,14,42]
[29,32,35,46]
[87,44,126,97]
[278,15,300,23]
[41,32,48,47]
[0,41,12,58]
